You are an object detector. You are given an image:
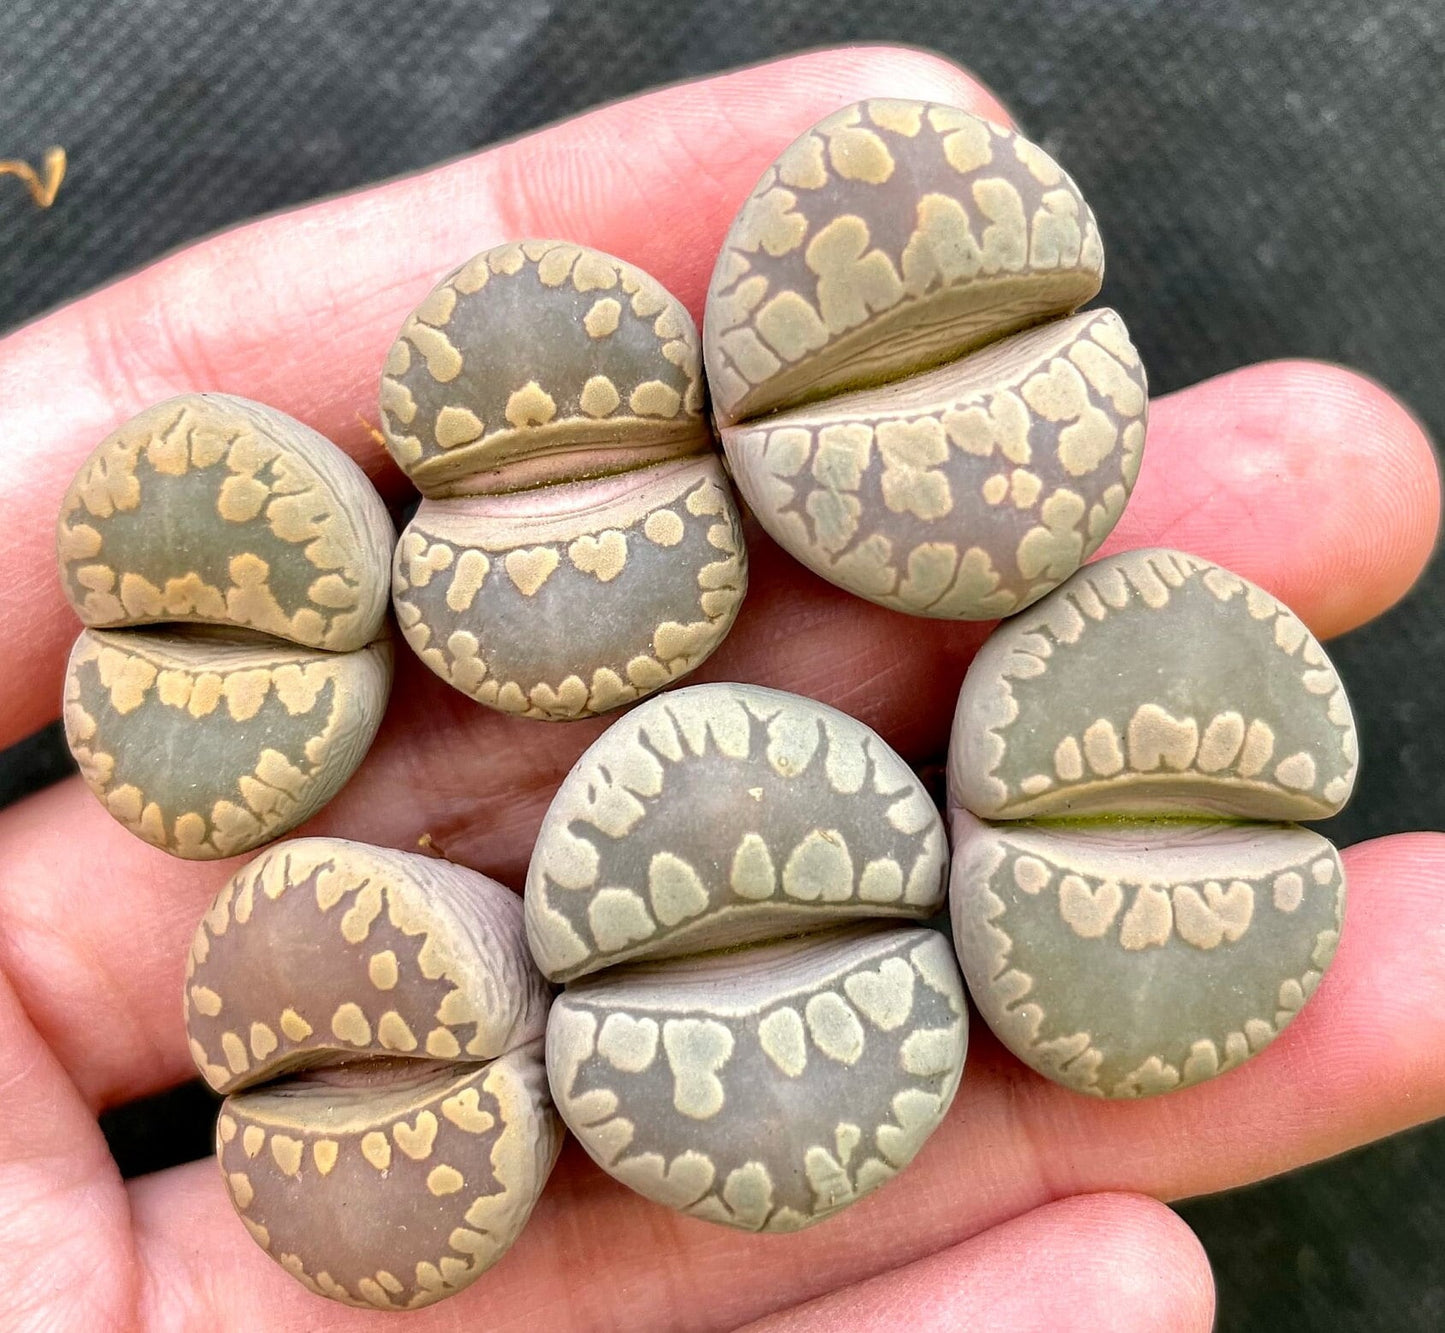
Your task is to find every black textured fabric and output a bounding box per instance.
[2,1,1442,1326]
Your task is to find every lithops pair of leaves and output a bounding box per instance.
[948,547,1358,1097]
[56,395,395,859]
[527,683,968,1230]
[184,838,560,1310]
[382,241,747,721]
[704,98,1148,619]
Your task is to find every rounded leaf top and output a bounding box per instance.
[380,240,708,497]
[704,99,1104,427]
[949,548,1359,821]
[185,837,550,1094]
[56,394,394,651]
[525,682,947,982]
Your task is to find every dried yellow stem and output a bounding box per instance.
[0,146,67,208]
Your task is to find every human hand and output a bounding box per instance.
[0,46,1439,1331]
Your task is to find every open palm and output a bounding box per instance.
[0,46,1440,1332]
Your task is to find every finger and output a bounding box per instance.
[1100,359,1440,639]
[79,833,1445,1330]
[0,44,1008,751]
[133,1175,1212,1332]
[740,1195,1213,1333]
[0,963,135,1329]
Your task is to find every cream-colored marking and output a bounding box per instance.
[1053,736,1084,781]
[427,1027,462,1058]
[331,1002,371,1046]
[580,375,621,417]
[842,957,914,1031]
[1272,871,1305,912]
[571,251,618,290]
[242,1125,265,1158]
[1012,855,1050,894]
[1245,1019,1275,1050]
[876,419,952,520]
[1274,752,1317,790]
[587,887,657,952]
[598,1012,661,1073]
[434,405,484,448]
[583,297,622,338]
[441,1088,495,1133]
[227,1172,254,1209]
[279,1008,312,1042]
[806,214,904,336]
[643,509,685,546]
[648,852,710,926]
[825,123,895,182]
[270,1135,303,1177]
[1173,880,1255,950]
[221,1032,249,1074]
[436,989,476,1025]
[858,857,904,903]
[1127,703,1199,771]
[1237,719,1276,777]
[1015,136,1063,185]
[504,546,559,596]
[729,833,777,900]
[661,1018,734,1119]
[782,829,854,901]
[868,99,923,136]
[444,549,490,613]
[1312,858,1335,885]
[505,382,557,428]
[893,1026,955,1082]
[1119,884,1173,950]
[777,132,828,188]
[340,883,384,943]
[1197,712,1246,771]
[217,1115,237,1144]
[755,290,830,362]
[361,1131,392,1171]
[394,1112,438,1160]
[1058,875,1124,938]
[568,530,628,582]
[190,985,222,1017]
[758,1007,808,1077]
[249,1022,278,1061]
[630,380,683,418]
[378,1011,418,1051]
[804,992,865,1064]
[312,1140,339,1175]
[427,1165,464,1196]
[1009,468,1042,508]
[1082,719,1125,775]
[941,117,993,172]
[368,950,399,990]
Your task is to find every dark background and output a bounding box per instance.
[2,0,1441,1326]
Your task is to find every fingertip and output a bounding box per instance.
[790,43,1018,128]
[1109,357,1441,638]
[487,44,1015,315]
[744,1193,1215,1333]
[1060,1193,1217,1333]
[1256,359,1439,633]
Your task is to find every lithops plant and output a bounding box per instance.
[703,99,1147,619]
[382,240,747,720]
[527,682,967,1230]
[56,395,395,858]
[185,837,560,1310]
[948,547,1357,1097]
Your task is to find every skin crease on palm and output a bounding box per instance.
[0,43,1439,1333]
